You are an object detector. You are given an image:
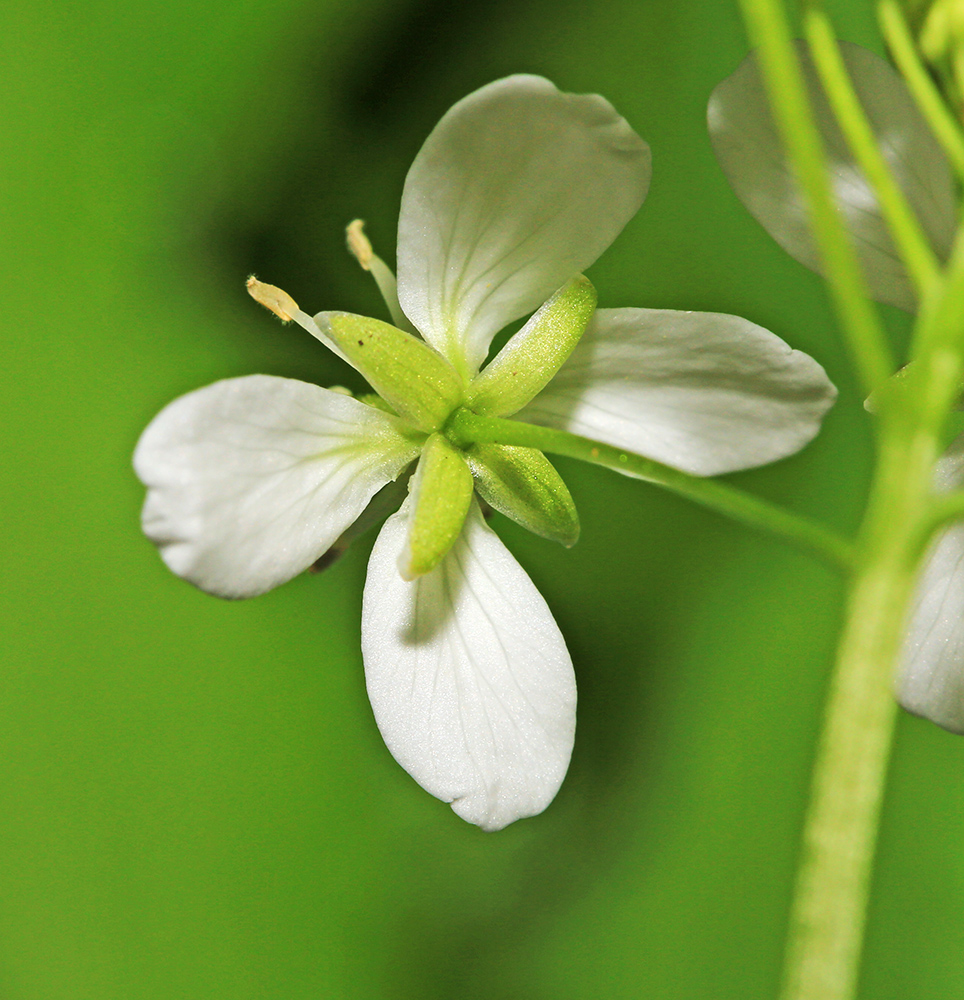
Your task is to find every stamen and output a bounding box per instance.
[246,276,299,323]
[343,220,420,335]
[346,219,374,271]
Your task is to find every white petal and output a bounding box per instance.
[708,41,956,312]
[518,308,837,476]
[898,438,964,733]
[134,375,420,599]
[362,498,576,831]
[397,74,650,376]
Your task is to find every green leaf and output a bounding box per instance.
[464,442,579,547]
[315,312,464,432]
[466,275,597,417]
[399,433,474,579]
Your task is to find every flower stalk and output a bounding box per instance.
[446,408,854,571]
[779,423,940,1000]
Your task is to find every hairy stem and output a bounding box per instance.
[779,426,936,1000]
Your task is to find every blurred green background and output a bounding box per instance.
[3,0,962,997]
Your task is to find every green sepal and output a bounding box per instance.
[316,312,464,432]
[464,443,580,547]
[466,275,597,417]
[400,433,474,580]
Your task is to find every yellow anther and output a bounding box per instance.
[246,276,300,323]
[346,219,374,271]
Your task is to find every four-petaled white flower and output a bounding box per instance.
[135,75,836,829]
[709,42,964,732]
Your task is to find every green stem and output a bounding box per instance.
[912,213,964,362]
[780,577,899,1000]
[775,238,964,1000]
[738,0,895,399]
[778,425,937,1000]
[445,409,854,571]
[878,0,964,182]
[805,8,941,303]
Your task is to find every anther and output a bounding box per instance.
[246,276,300,323]
[346,219,374,271]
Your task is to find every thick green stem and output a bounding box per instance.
[445,409,854,571]
[779,429,936,1000]
[782,582,898,1000]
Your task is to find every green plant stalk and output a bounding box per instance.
[776,239,964,1000]
[912,214,964,361]
[737,0,895,400]
[878,0,964,182]
[805,7,941,302]
[445,409,854,571]
[775,263,964,998]
[779,420,939,1000]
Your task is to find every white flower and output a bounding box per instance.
[135,75,836,830]
[709,43,964,732]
